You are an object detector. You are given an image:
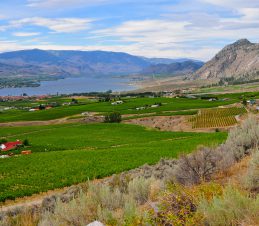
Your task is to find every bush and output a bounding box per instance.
[152,184,200,226]
[175,147,220,185]
[39,177,162,226]
[174,117,259,186]
[0,138,7,144]
[214,144,235,172]
[23,139,30,146]
[128,177,154,204]
[224,116,259,161]
[104,112,122,123]
[138,183,222,226]
[245,150,259,192]
[198,186,259,226]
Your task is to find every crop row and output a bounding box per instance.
[191,116,237,128]
[198,107,246,117]
[190,107,246,128]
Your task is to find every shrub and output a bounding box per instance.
[242,98,247,106]
[152,184,200,226]
[23,139,30,146]
[0,209,39,226]
[214,144,235,172]
[39,104,45,110]
[123,196,138,225]
[0,138,7,144]
[87,183,124,210]
[128,177,154,204]
[175,146,220,185]
[39,177,160,226]
[245,150,259,192]
[149,183,223,226]
[198,186,259,226]
[224,116,259,161]
[104,112,122,123]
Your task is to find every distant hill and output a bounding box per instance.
[0,49,204,80]
[142,57,202,65]
[192,39,259,81]
[141,60,204,76]
[0,49,149,77]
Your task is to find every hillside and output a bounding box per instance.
[0,49,149,77]
[192,39,259,81]
[0,49,202,80]
[141,60,203,76]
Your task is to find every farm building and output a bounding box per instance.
[0,140,22,152]
[111,100,123,105]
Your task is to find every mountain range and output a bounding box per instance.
[141,60,204,76]
[0,38,258,87]
[192,39,259,81]
[0,49,201,79]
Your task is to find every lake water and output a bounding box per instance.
[0,77,136,96]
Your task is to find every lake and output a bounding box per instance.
[0,77,136,96]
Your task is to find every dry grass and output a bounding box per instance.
[214,155,251,185]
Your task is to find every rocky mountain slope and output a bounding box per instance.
[192,39,259,80]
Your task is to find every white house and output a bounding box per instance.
[0,144,6,150]
[111,100,123,105]
[136,107,145,110]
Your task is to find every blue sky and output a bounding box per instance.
[0,0,258,60]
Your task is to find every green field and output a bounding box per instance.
[0,123,226,202]
[0,97,236,123]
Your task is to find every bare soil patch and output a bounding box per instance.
[124,115,222,132]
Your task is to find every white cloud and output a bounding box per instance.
[238,8,259,22]
[201,0,259,8]
[95,19,191,44]
[9,17,93,33]
[91,13,259,60]
[26,0,109,8]
[12,32,40,37]
[0,40,25,53]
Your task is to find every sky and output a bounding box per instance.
[0,0,258,60]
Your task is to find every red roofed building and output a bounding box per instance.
[0,140,22,152]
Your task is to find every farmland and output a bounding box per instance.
[1,91,259,123]
[0,91,258,203]
[0,96,237,123]
[190,107,247,128]
[0,123,226,202]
